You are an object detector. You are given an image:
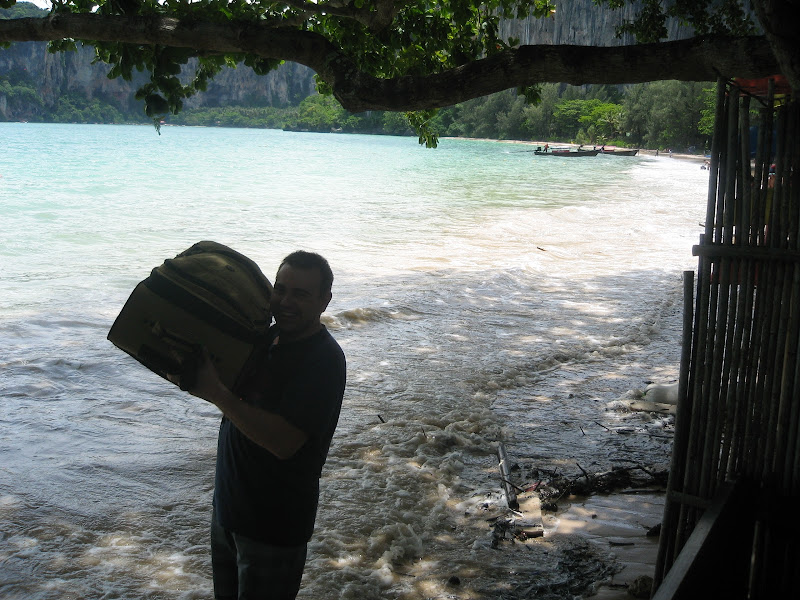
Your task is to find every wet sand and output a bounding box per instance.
[549,492,664,598]
[493,487,665,598]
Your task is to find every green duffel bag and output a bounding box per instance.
[108,241,273,392]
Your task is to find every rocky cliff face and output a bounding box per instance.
[0,37,317,120]
[500,0,695,45]
[1,0,699,121]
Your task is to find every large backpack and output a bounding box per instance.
[108,241,273,392]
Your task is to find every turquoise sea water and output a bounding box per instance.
[0,123,708,599]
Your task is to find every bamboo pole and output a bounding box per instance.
[672,81,730,552]
[778,262,800,487]
[770,104,789,248]
[741,91,777,478]
[764,261,791,478]
[751,261,781,481]
[699,253,727,494]
[760,103,792,481]
[723,88,740,245]
[752,102,768,246]
[698,88,740,497]
[726,257,757,476]
[705,79,727,243]
[786,101,800,493]
[786,102,800,251]
[654,271,697,586]
[718,99,754,480]
[774,102,800,489]
[755,81,776,246]
[750,101,786,477]
[793,325,800,491]
[719,95,754,478]
[750,520,768,597]
[738,94,752,244]
[676,240,715,552]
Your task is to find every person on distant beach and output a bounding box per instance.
[184,250,346,600]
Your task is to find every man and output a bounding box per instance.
[187,250,346,599]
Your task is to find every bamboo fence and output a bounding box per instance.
[653,77,799,598]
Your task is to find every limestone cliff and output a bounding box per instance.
[500,0,695,46]
[0,38,317,120]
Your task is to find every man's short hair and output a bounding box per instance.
[279,251,334,295]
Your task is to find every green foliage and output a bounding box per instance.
[427,81,712,150]
[50,92,127,123]
[553,99,591,138]
[169,105,287,128]
[406,110,439,148]
[622,80,709,150]
[697,85,717,137]
[594,0,756,42]
[1,60,713,151]
[0,1,45,16]
[517,84,543,105]
[294,94,347,131]
[382,111,413,136]
[581,101,625,142]
[0,77,43,110]
[549,98,624,142]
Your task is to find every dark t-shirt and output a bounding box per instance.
[213,325,346,545]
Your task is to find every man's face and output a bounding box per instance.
[270,263,331,342]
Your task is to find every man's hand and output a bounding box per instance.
[166,347,229,405]
[169,347,308,459]
[184,347,233,407]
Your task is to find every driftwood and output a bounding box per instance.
[535,463,668,504]
[496,454,668,510]
[496,442,519,510]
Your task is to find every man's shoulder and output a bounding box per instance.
[272,326,344,366]
[310,326,345,365]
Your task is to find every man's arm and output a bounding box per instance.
[187,351,308,460]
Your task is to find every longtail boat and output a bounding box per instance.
[534,148,600,157]
[600,148,639,156]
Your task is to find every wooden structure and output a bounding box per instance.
[652,77,799,598]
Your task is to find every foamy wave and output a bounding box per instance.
[324,306,421,329]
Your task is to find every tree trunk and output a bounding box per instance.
[751,0,800,93]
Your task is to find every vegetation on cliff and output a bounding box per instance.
[1,69,714,151]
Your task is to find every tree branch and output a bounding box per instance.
[337,36,780,111]
[0,14,780,112]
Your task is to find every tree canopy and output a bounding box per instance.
[0,0,793,136]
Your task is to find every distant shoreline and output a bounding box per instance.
[444,136,709,163]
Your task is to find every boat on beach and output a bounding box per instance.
[534,147,600,157]
[601,148,639,156]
